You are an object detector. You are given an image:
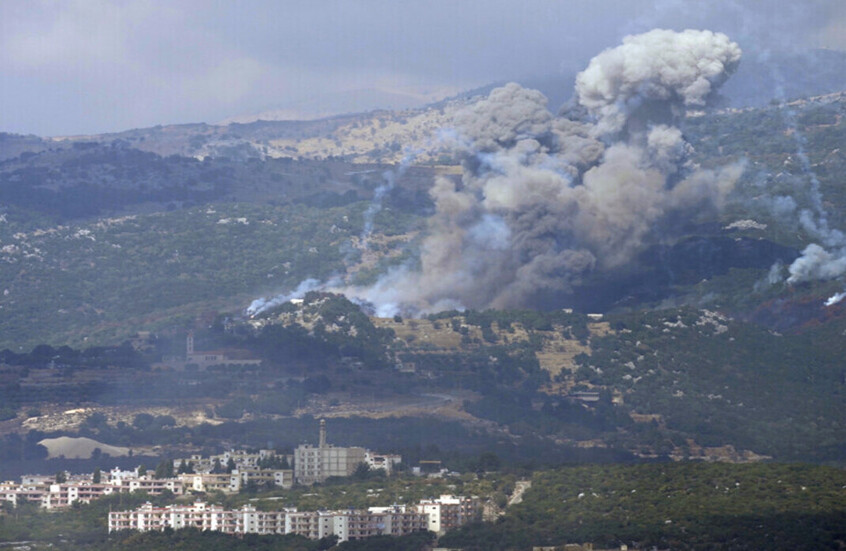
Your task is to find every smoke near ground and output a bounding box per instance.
[247,278,323,317]
[331,29,744,317]
[742,52,846,303]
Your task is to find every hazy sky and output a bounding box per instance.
[1,0,844,136]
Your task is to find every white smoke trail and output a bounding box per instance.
[359,149,419,250]
[246,278,323,316]
[825,291,846,307]
[745,48,846,286]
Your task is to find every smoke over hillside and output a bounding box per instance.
[245,29,744,318]
[332,29,742,317]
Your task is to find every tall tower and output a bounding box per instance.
[186,331,194,357]
[319,419,327,448]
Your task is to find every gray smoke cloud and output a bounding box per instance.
[336,29,744,317]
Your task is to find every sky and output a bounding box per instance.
[1,0,844,136]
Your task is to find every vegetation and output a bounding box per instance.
[441,462,846,550]
[2,464,844,550]
[3,87,846,549]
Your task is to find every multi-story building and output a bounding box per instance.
[41,482,117,509]
[174,449,291,478]
[365,452,403,474]
[0,482,46,507]
[125,477,185,497]
[109,501,236,533]
[229,468,293,491]
[332,510,391,541]
[416,495,480,535]
[109,501,429,542]
[294,419,367,485]
[284,510,336,539]
[1,472,188,510]
[158,332,262,370]
[360,505,428,538]
[179,473,233,494]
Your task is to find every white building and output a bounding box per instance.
[109,501,428,542]
[159,332,262,370]
[365,452,403,474]
[229,468,293,491]
[1,471,187,510]
[416,495,480,535]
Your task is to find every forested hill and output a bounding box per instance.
[0,88,845,470]
[441,462,846,550]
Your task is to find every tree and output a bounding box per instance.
[154,459,174,479]
[226,458,236,474]
[133,413,155,430]
[353,462,371,480]
[477,452,501,473]
[137,464,147,477]
[211,458,224,474]
[93,468,101,484]
[55,471,67,483]
[317,534,340,550]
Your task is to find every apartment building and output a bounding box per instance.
[178,473,233,494]
[1,473,186,510]
[365,452,403,474]
[0,483,45,507]
[416,495,481,535]
[229,468,293,491]
[284,510,336,539]
[109,501,429,542]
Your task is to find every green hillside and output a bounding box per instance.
[442,462,846,550]
[0,202,420,349]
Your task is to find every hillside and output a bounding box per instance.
[13,48,846,171]
[6,90,846,346]
[0,80,846,473]
[46,102,469,165]
[442,462,846,550]
[3,291,842,471]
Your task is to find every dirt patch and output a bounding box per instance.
[38,436,129,459]
[299,391,478,422]
[374,317,464,349]
[20,403,223,435]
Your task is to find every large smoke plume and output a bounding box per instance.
[346,30,740,315]
[340,29,743,317]
[249,29,744,317]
